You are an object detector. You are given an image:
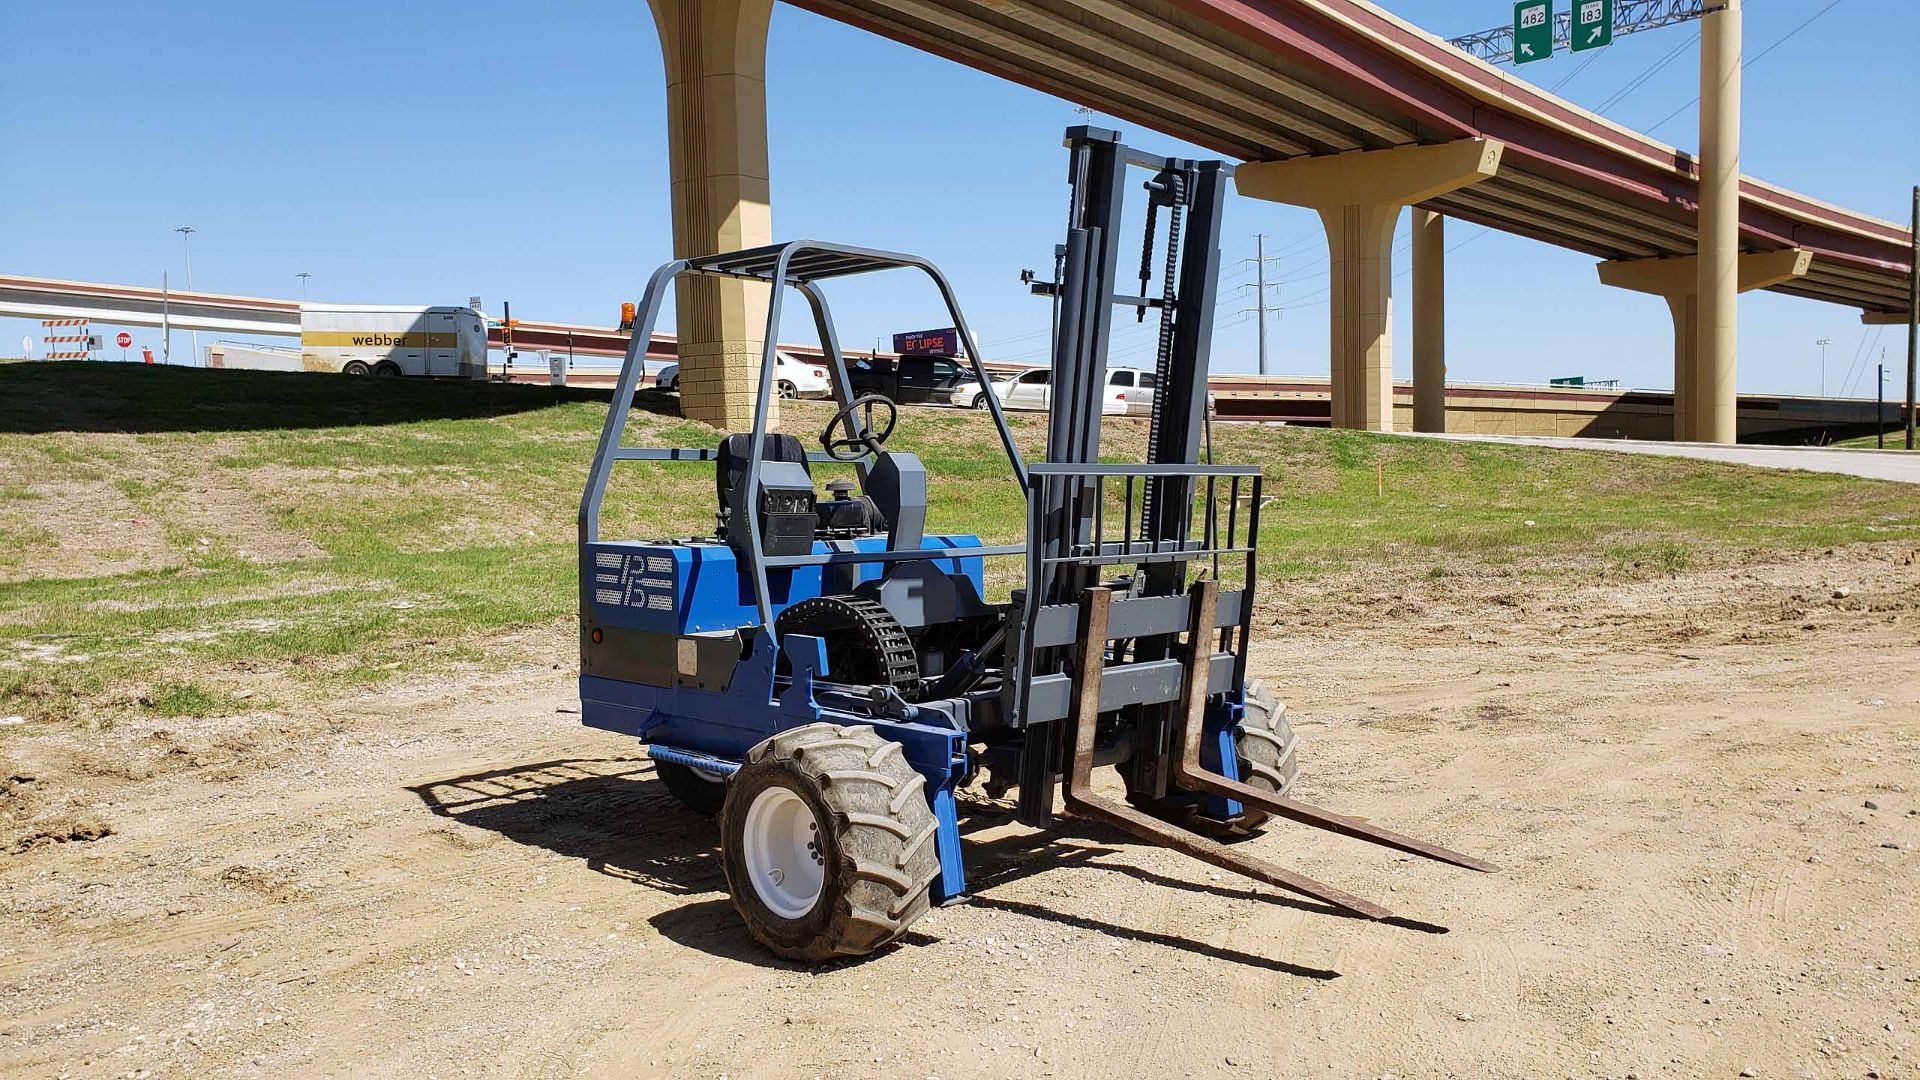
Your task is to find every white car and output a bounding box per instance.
[949,366,1157,415]
[655,351,832,398]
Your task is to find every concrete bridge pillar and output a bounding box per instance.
[650,0,774,429]
[1411,208,1447,433]
[1695,0,1743,445]
[1597,249,1810,442]
[1237,140,1502,432]
[1597,247,1804,438]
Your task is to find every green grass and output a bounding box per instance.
[1831,431,1917,450]
[142,679,249,718]
[1,361,1916,726]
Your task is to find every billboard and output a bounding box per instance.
[892,327,962,356]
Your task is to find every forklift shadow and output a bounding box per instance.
[408,754,933,969]
[407,760,1399,975]
[409,756,726,896]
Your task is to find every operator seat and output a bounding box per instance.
[715,433,816,556]
[714,433,889,556]
[715,433,810,519]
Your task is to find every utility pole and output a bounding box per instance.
[175,226,198,365]
[1236,235,1283,376]
[1255,233,1270,376]
[1907,185,1917,450]
[296,272,311,302]
[1816,338,1830,397]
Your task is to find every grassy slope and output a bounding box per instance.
[1832,432,1917,450]
[2,362,1915,725]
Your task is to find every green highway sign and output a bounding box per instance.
[1513,0,1554,64]
[1571,0,1614,52]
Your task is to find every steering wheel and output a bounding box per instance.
[821,394,899,461]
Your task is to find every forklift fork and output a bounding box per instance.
[1060,584,1497,923]
[1062,586,1392,920]
[1170,579,1499,875]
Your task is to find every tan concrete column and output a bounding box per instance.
[1598,249,1809,441]
[1695,0,1742,444]
[1238,140,1503,432]
[1411,208,1447,433]
[650,0,774,430]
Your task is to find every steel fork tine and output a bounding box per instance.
[1173,580,1500,874]
[1060,587,1394,920]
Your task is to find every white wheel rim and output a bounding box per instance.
[742,786,825,919]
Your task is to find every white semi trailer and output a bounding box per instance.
[204,304,488,378]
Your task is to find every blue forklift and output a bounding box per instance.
[577,129,1493,961]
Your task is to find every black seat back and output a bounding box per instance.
[716,433,810,514]
[718,432,814,553]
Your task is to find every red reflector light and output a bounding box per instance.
[591,628,604,643]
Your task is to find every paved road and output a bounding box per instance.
[1401,432,1920,484]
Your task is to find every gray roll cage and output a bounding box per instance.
[578,241,1032,633]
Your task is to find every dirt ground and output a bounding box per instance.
[4,544,1918,1080]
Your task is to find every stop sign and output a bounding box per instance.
[115,332,132,348]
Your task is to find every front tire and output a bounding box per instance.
[971,394,990,411]
[721,723,939,962]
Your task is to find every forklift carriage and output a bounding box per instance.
[576,128,1492,961]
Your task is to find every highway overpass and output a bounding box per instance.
[647,0,1914,440]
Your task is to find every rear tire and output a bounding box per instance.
[778,380,799,399]
[372,361,401,377]
[1123,678,1298,838]
[655,759,727,815]
[721,723,939,962]
[342,360,371,376]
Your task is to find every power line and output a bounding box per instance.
[1549,50,1604,93]
[1643,0,1848,135]
[1273,226,1492,311]
[1843,327,1885,399]
[1594,29,1699,113]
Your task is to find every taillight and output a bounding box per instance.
[810,367,826,379]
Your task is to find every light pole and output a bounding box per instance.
[296,272,311,302]
[175,226,198,363]
[1816,338,1830,397]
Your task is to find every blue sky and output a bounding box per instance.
[2,0,1914,397]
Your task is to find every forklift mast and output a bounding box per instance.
[1044,127,1229,552]
[1016,127,1232,825]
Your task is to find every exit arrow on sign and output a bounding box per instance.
[1513,0,1554,64]
[1571,0,1614,52]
